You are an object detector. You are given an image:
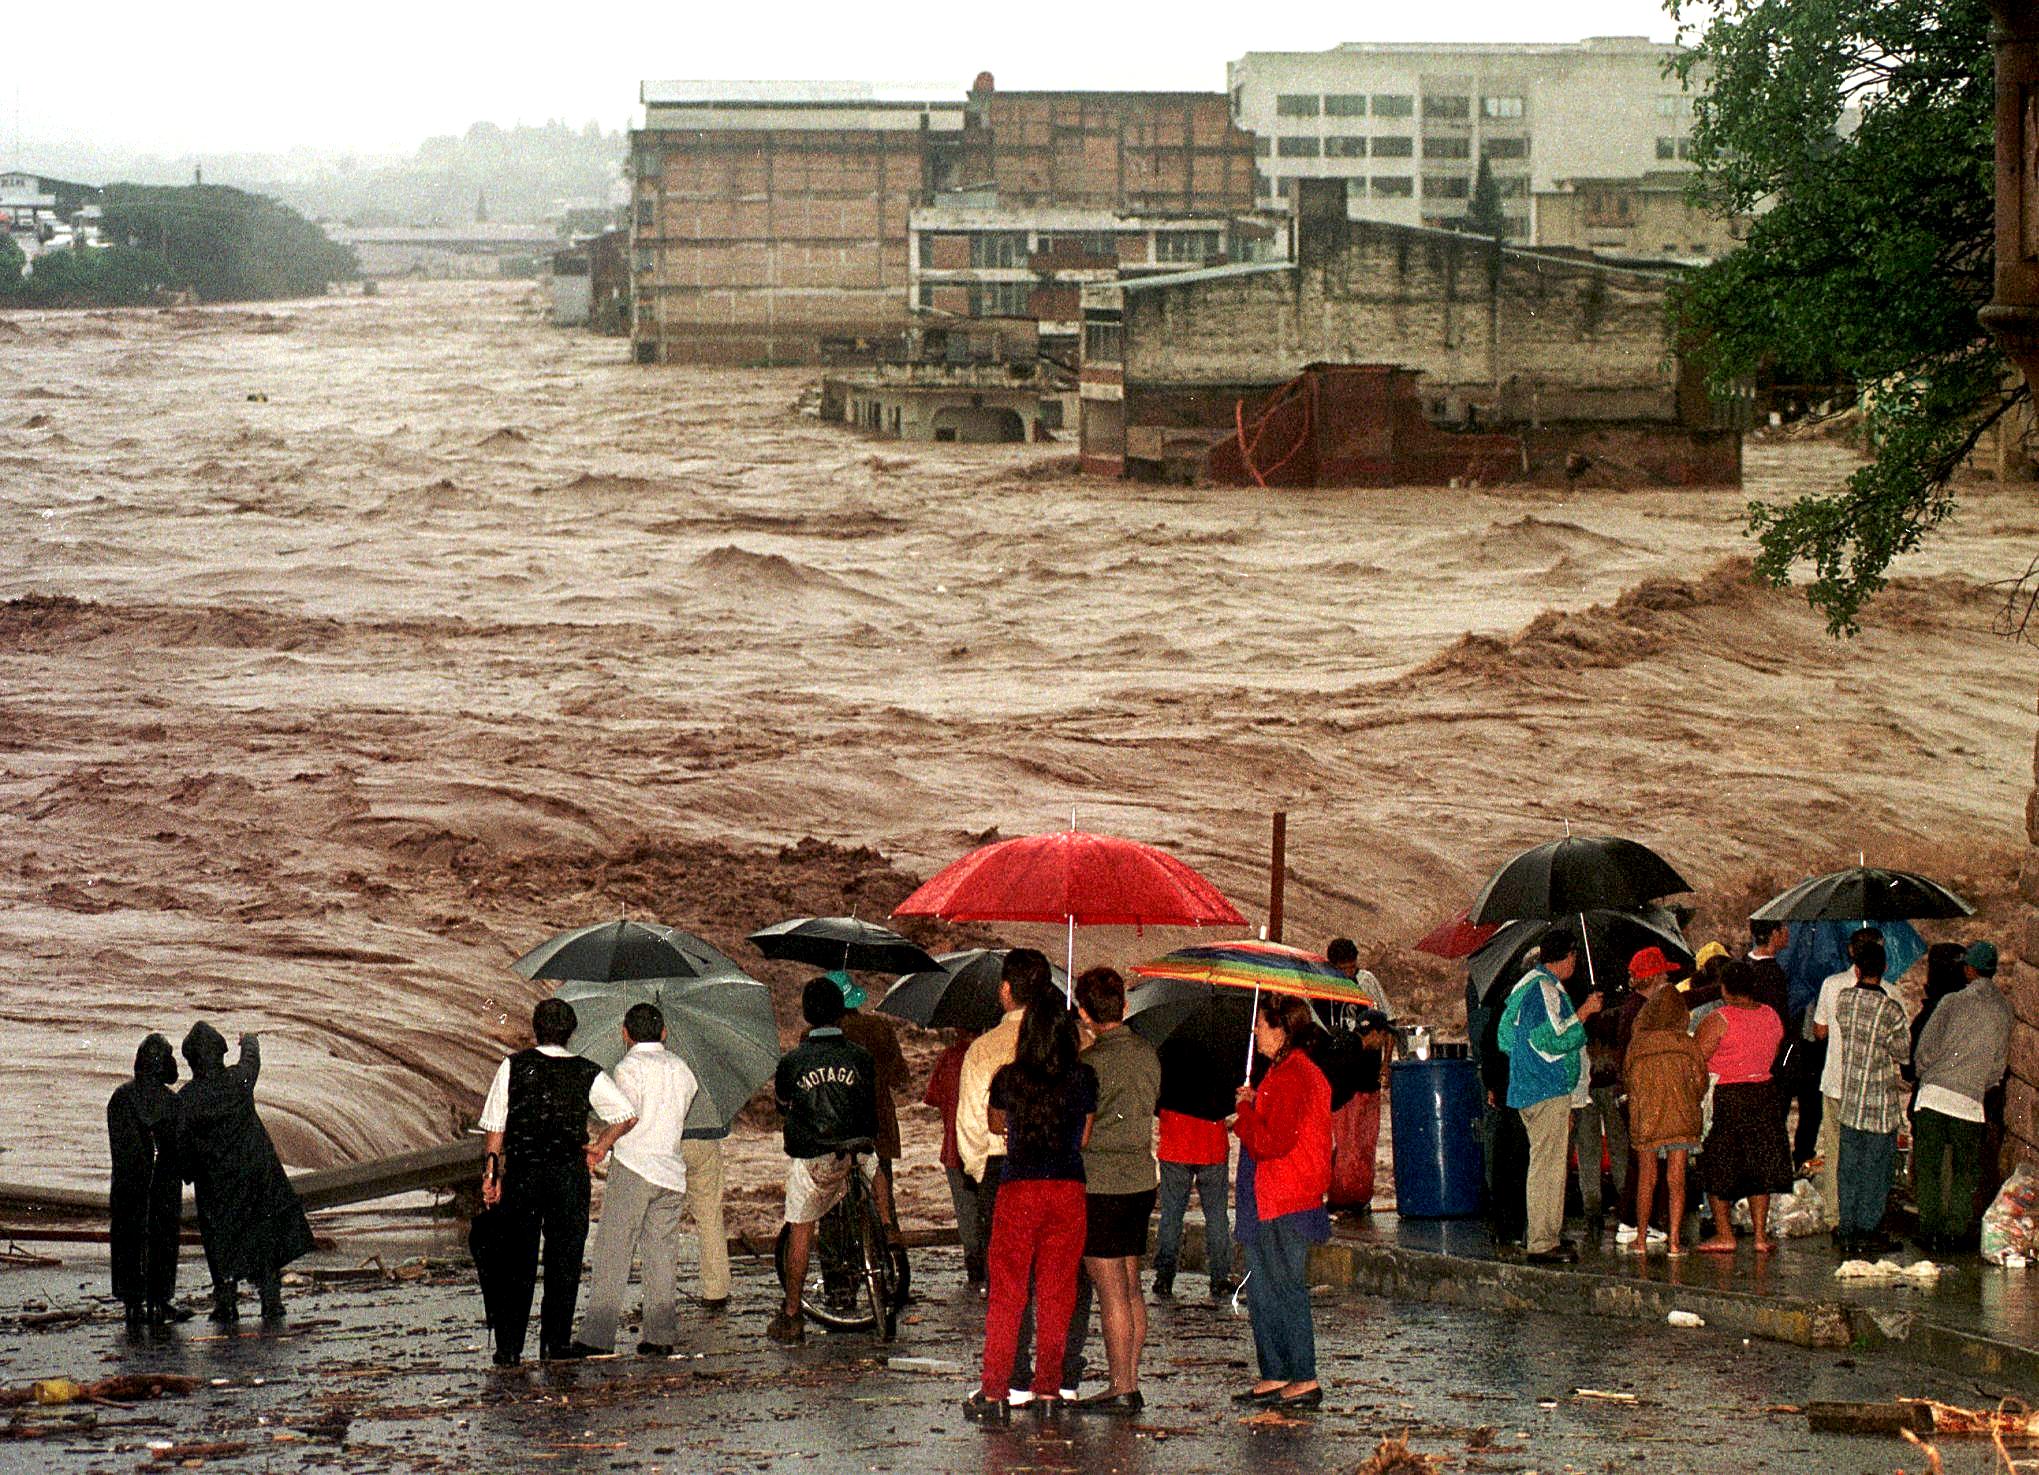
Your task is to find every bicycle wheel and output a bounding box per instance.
[854,1181,897,1343]
[777,1208,878,1331]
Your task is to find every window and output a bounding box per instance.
[1324,94,1367,117]
[1370,175,1414,197]
[1371,135,1414,159]
[1423,175,1471,199]
[1040,230,1112,258]
[917,234,935,267]
[1325,136,1367,158]
[1276,94,1320,117]
[969,232,1027,268]
[1422,94,1470,120]
[634,198,654,228]
[1275,177,1296,198]
[1255,136,1272,157]
[1255,172,1275,198]
[970,281,1031,317]
[1655,94,1688,117]
[1656,137,1678,160]
[917,283,935,309]
[1677,137,1699,160]
[1482,95,1525,119]
[1276,135,1321,158]
[1084,318,1123,363]
[1482,136,1529,160]
[1583,187,1636,227]
[1372,93,1414,118]
[1496,176,1529,198]
[1422,136,1470,160]
[1155,230,1221,263]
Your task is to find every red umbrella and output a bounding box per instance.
[1413,907,1502,960]
[893,828,1245,987]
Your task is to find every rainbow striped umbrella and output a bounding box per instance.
[1128,939,1381,1006]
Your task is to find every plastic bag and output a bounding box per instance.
[1980,1161,2038,1265]
[1728,1178,1828,1237]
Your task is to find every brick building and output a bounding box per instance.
[1078,178,1743,483]
[628,75,1265,365]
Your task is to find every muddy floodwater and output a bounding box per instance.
[2,281,2033,1210]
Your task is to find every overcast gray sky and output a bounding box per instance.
[10,0,1687,158]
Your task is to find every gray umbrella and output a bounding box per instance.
[879,949,1070,1033]
[552,972,779,1133]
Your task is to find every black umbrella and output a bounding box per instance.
[878,949,1069,1033]
[1467,905,1694,999]
[1124,977,1336,1069]
[748,916,940,975]
[1469,835,1691,925]
[512,918,740,983]
[1750,866,1973,924]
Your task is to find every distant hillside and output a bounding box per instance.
[27,120,626,228]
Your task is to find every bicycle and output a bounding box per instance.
[773,1139,909,1341]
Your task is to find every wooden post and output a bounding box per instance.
[1269,810,1287,942]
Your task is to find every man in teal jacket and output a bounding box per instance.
[1499,929,1601,1263]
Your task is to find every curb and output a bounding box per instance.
[1300,1240,2039,1385]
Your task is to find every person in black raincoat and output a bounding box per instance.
[178,1023,314,1322]
[108,1034,188,1328]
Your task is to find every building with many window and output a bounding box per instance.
[629,75,1267,364]
[1228,37,1704,242]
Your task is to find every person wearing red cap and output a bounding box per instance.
[1571,946,1673,1238]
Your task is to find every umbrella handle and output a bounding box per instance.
[1066,915,1075,1003]
[1243,981,1260,1087]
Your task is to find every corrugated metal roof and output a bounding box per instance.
[640,80,963,107]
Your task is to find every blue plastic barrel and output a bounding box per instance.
[1389,1057,1485,1218]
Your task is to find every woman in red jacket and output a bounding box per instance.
[1231,993,1334,1412]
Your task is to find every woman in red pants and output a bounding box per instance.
[964,993,1097,1424]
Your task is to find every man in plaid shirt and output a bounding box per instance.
[1829,937,1911,1254]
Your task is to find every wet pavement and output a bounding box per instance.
[1373,1211,2039,1343]
[0,1235,2026,1473]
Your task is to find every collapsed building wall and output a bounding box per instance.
[1082,179,1742,484]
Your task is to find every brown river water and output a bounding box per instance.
[2,281,2033,1219]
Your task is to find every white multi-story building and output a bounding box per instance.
[1228,37,1702,242]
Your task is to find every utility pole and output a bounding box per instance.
[1268,811,1287,943]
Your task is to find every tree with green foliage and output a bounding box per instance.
[99,184,356,302]
[0,234,24,296]
[1465,156,1506,239]
[1666,0,2002,632]
[6,245,176,306]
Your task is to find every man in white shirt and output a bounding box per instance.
[477,998,638,1364]
[1808,928,1897,1224]
[577,1004,700,1356]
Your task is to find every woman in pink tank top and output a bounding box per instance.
[1692,961,1794,1253]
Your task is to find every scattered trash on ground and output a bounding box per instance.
[1833,1259,1941,1285]
[1981,1163,2037,1266]
[1352,1431,1446,1473]
[1572,1388,1640,1404]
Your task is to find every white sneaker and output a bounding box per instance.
[1008,1391,1034,1407]
[1646,1227,1668,1244]
[1060,1387,1079,1401]
[1615,1223,1638,1245]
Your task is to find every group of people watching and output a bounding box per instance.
[1476,920,2014,1260]
[466,941,1380,1421]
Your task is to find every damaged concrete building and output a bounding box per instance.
[1077,177,1743,485]
[628,74,1275,369]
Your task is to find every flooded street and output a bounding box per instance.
[0,1244,2019,1474]
[3,281,2034,1197]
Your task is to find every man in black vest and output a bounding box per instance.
[479,999,637,1364]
